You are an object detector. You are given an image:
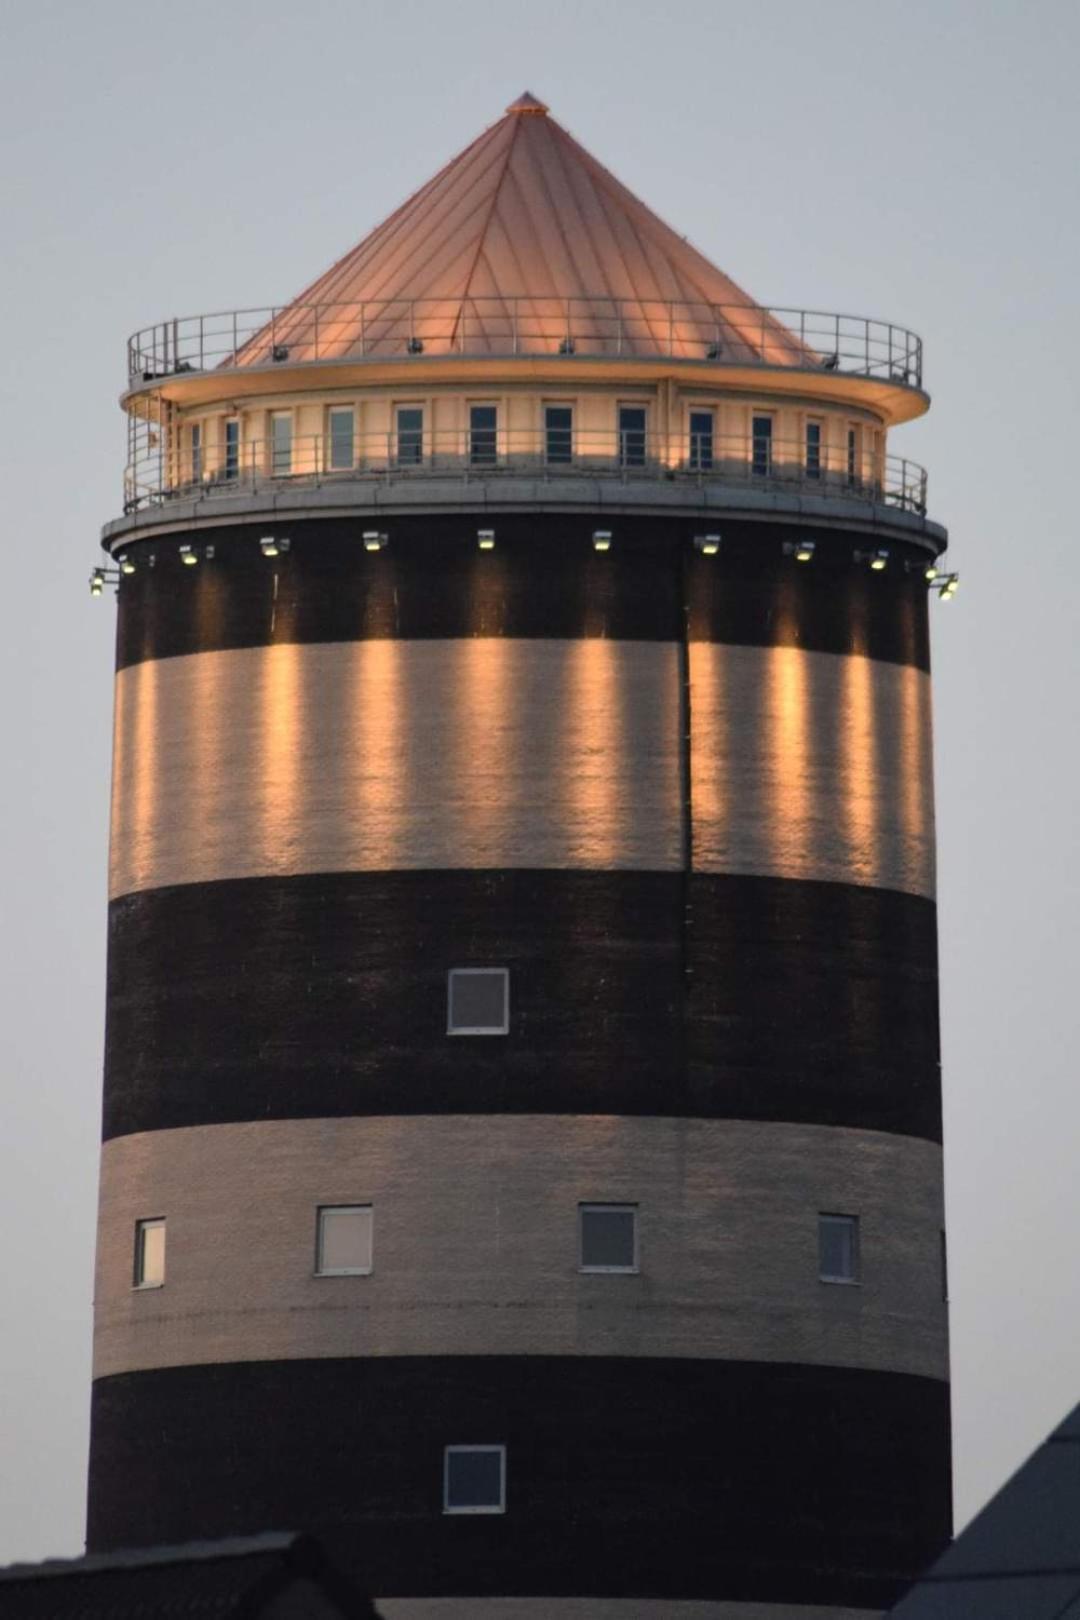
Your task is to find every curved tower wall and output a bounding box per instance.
[89,505,950,1616]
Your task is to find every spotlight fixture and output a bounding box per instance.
[925,564,939,582]
[821,352,839,371]
[406,337,424,355]
[694,534,721,556]
[855,547,889,571]
[260,536,291,558]
[362,531,388,552]
[705,340,721,360]
[477,529,496,551]
[592,530,612,553]
[88,565,119,598]
[558,337,576,355]
[118,554,136,575]
[271,344,289,362]
[936,572,960,602]
[179,544,198,566]
[783,539,815,563]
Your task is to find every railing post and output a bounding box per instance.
[760,307,766,361]
[512,298,519,356]
[199,315,205,370]
[314,304,319,361]
[360,303,366,358]
[172,317,179,372]
[668,304,674,357]
[232,310,238,364]
[865,320,870,375]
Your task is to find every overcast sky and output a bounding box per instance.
[1,0,1078,1568]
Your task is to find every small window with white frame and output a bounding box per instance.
[189,422,202,483]
[469,404,498,467]
[396,405,424,466]
[579,1203,639,1273]
[315,1204,373,1276]
[751,412,772,476]
[328,407,355,471]
[223,417,240,480]
[447,968,509,1035]
[805,419,823,480]
[443,1445,506,1515]
[818,1212,860,1284]
[617,404,647,468]
[544,404,573,465]
[134,1217,166,1289]
[271,411,293,476]
[688,408,714,471]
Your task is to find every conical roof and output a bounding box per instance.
[236,94,804,366]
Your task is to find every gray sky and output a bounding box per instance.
[1,0,1077,1567]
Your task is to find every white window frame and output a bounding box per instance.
[315,1203,374,1277]
[578,1202,640,1275]
[270,410,293,477]
[394,402,425,466]
[687,404,715,471]
[327,405,356,472]
[818,1212,861,1286]
[443,1445,507,1515]
[223,415,241,480]
[133,1217,166,1290]
[543,401,574,464]
[447,967,510,1036]
[467,401,499,466]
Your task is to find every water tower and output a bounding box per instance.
[88,92,954,1617]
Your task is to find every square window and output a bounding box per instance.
[819,1213,860,1284]
[316,1205,373,1275]
[444,1445,506,1514]
[448,968,509,1035]
[134,1218,166,1289]
[579,1204,638,1273]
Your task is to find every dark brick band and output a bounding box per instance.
[87,1355,951,1608]
[114,515,931,671]
[104,868,940,1142]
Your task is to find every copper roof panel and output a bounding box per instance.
[234,94,807,367]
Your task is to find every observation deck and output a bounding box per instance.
[115,297,934,544]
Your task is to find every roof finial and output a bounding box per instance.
[507,90,548,115]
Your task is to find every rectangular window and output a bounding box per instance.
[223,418,240,480]
[579,1204,639,1273]
[751,414,772,477]
[134,1218,166,1289]
[689,409,714,472]
[447,968,509,1035]
[805,420,822,479]
[328,408,355,471]
[271,412,292,476]
[396,406,423,466]
[189,423,202,482]
[847,425,859,486]
[819,1213,860,1284]
[469,404,498,467]
[545,405,573,465]
[444,1445,506,1514]
[618,405,647,468]
[316,1205,373,1276]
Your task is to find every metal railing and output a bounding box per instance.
[124,428,928,516]
[127,298,923,387]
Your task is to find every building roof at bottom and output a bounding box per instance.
[0,1532,382,1620]
[889,1402,1080,1618]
